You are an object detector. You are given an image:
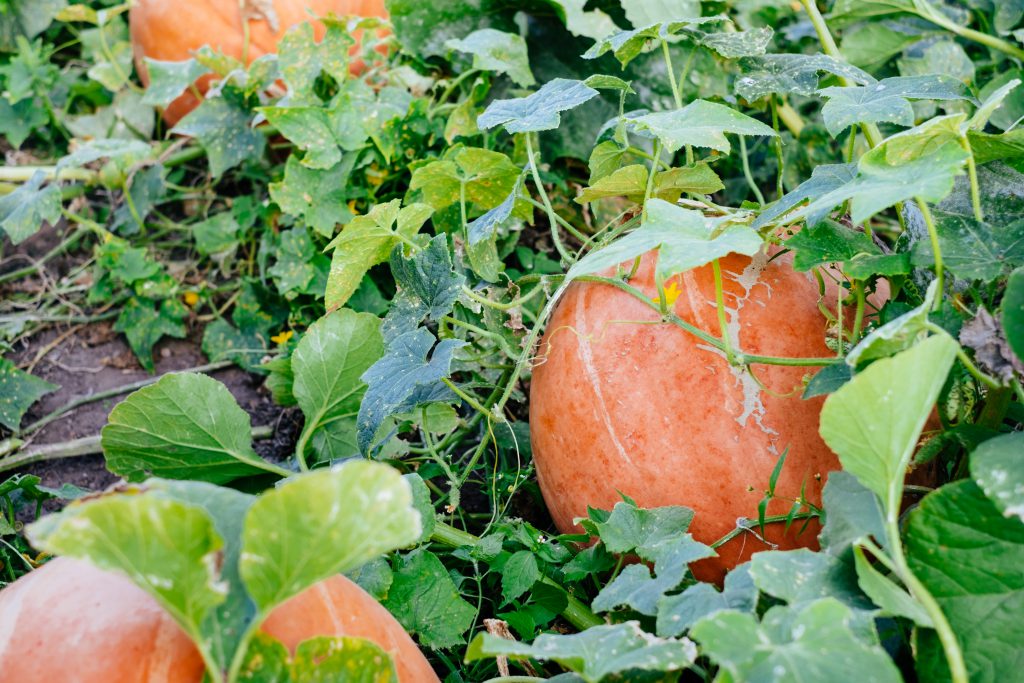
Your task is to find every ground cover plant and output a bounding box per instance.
[0,0,1022,681]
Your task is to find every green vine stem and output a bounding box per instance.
[912,0,1024,61]
[525,135,573,264]
[739,136,766,206]
[770,95,786,199]
[965,151,984,222]
[710,260,736,363]
[916,199,945,309]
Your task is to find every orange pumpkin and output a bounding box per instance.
[529,250,840,583]
[129,0,389,124]
[0,557,438,682]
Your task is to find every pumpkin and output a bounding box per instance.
[0,557,438,682]
[129,0,389,125]
[529,249,841,583]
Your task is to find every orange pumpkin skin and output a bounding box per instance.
[0,557,438,682]
[530,250,840,583]
[129,0,389,125]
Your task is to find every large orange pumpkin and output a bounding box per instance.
[130,0,389,124]
[530,250,841,583]
[0,557,438,682]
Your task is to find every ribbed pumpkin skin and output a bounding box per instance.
[0,557,438,682]
[129,0,388,124]
[529,250,840,582]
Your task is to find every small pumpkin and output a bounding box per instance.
[0,557,438,682]
[529,249,841,583]
[129,0,389,124]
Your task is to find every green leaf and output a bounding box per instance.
[906,480,1024,682]
[753,162,857,230]
[28,489,226,650]
[820,333,959,513]
[750,548,871,610]
[59,138,151,169]
[594,500,694,556]
[172,97,265,177]
[113,164,166,235]
[803,363,854,399]
[192,212,240,256]
[410,146,522,215]
[0,170,60,244]
[240,461,421,613]
[269,156,355,238]
[292,309,384,465]
[382,549,477,649]
[478,78,600,134]
[0,96,47,148]
[785,220,879,271]
[446,28,534,87]
[970,433,1024,522]
[818,75,974,138]
[403,472,435,544]
[547,0,620,41]
[0,358,57,431]
[325,200,433,309]
[388,0,510,59]
[736,53,874,101]
[621,0,699,26]
[568,198,763,284]
[467,179,521,245]
[839,21,924,71]
[1005,266,1024,362]
[845,281,939,367]
[201,319,265,371]
[692,599,901,683]
[819,471,885,557]
[656,564,758,637]
[501,549,541,603]
[631,99,777,154]
[852,546,933,627]
[113,298,188,372]
[381,235,466,340]
[0,0,66,50]
[239,634,398,683]
[356,328,463,453]
[583,17,726,67]
[268,227,329,298]
[101,372,275,483]
[141,57,208,107]
[577,163,724,205]
[911,211,1024,281]
[466,622,696,682]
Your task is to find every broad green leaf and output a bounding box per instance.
[575,164,648,203]
[269,156,355,238]
[446,28,534,87]
[0,96,47,148]
[845,280,939,368]
[356,329,463,453]
[594,500,695,557]
[621,0,699,27]
[467,179,521,245]
[750,548,871,610]
[911,211,1024,281]
[102,372,275,483]
[172,97,265,177]
[818,75,973,137]
[403,473,435,544]
[28,490,226,649]
[501,549,541,603]
[784,220,879,271]
[267,227,329,298]
[692,599,901,683]
[819,471,885,557]
[803,363,854,399]
[381,236,466,340]
[58,138,151,170]
[1005,266,1024,362]
[631,100,777,154]
[388,0,511,58]
[113,297,188,372]
[466,622,696,682]
[478,78,600,134]
[970,433,1024,522]
[736,53,874,101]
[853,546,933,627]
[201,320,265,372]
[820,333,959,513]
[576,162,723,204]
[0,0,65,50]
[260,106,342,169]
[240,461,421,613]
[0,358,57,431]
[409,146,522,215]
[695,27,773,59]
[112,163,166,235]
[568,198,763,284]
[839,21,926,71]
[907,480,1024,682]
[141,57,208,107]
[325,200,433,310]
[239,634,397,683]
[656,563,758,637]
[0,170,60,244]
[547,0,620,41]
[292,309,384,465]
[583,17,726,67]
[192,212,239,256]
[968,78,1021,131]
[381,549,477,648]
[753,162,857,230]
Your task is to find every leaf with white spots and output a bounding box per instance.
[478,78,600,134]
[736,53,874,101]
[583,17,726,67]
[656,564,758,637]
[630,100,777,154]
[140,57,209,108]
[446,28,535,87]
[970,433,1024,522]
[0,170,61,244]
[172,97,266,177]
[749,548,873,611]
[820,333,959,515]
[692,599,902,683]
[0,357,57,431]
[240,461,421,613]
[466,621,697,682]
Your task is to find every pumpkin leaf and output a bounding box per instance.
[970,432,1024,522]
[568,198,763,284]
[172,97,265,177]
[0,358,58,431]
[0,170,60,244]
[736,53,874,101]
[656,563,758,637]
[819,471,886,557]
[101,372,278,483]
[269,156,356,238]
[381,235,465,341]
[1004,266,1024,362]
[240,461,421,613]
[239,635,398,683]
[820,333,959,514]
[140,57,208,108]
[583,17,726,67]
[381,549,477,649]
[466,622,697,682]
[631,99,777,154]
[785,220,880,271]
[292,309,384,465]
[852,546,934,627]
[478,78,600,134]
[113,297,188,372]
[750,548,871,611]
[753,162,857,230]
[446,28,535,87]
[911,210,1024,281]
